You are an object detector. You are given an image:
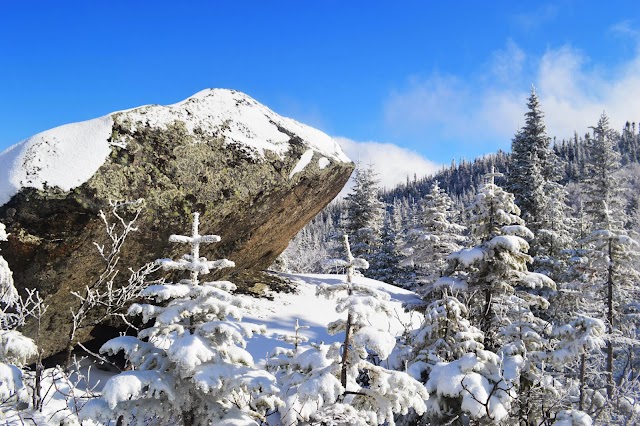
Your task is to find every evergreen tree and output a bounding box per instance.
[535,180,574,280]
[401,182,466,291]
[367,212,407,285]
[403,290,484,385]
[314,235,429,425]
[419,169,558,424]
[82,213,281,426]
[344,164,385,276]
[584,113,626,228]
[507,87,571,265]
[582,112,640,410]
[266,320,344,426]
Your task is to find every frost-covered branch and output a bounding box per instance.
[66,199,157,368]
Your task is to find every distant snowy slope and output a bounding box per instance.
[243,273,422,366]
[0,89,350,207]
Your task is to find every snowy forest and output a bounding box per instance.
[275,89,640,425]
[1,88,640,426]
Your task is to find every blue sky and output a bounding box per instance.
[1,1,640,187]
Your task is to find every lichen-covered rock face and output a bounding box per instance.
[0,89,354,358]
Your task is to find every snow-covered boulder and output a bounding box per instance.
[0,89,353,358]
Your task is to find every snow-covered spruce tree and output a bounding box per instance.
[541,198,617,421]
[421,169,558,425]
[344,164,385,277]
[312,235,428,425]
[401,182,466,291]
[403,289,484,383]
[0,222,38,412]
[547,315,606,416]
[452,168,553,347]
[507,87,571,271]
[82,213,281,426]
[367,211,408,285]
[507,87,551,226]
[534,180,574,281]
[582,112,640,410]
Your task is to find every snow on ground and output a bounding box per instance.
[0,89,351,208]
[242,273,422,367]
[0,273,421,424]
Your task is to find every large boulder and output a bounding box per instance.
[0,89,353,358]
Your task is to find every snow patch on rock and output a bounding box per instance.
[0,116,114,206]
[318,157,330,170]
[289,149,314,178]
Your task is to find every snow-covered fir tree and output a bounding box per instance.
[415,169,560,425]
[402,289,484,385]
[581,112,640,419]
[310,235,428,425]
[508,87,551,226]
[266,321,344,425]
[583,113,626,230]
[344,164,385,277]
[534,179,574,280]
[82,213,281,426]
[548,315,606,417]
[507,87,572,271]
[367,211,408,286]
[400,182,466,291]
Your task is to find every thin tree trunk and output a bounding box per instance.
[182,410,195,426]
[579,352,586,411]
[482,288,493,349]
[341,312,352,388]
[606,238,614,399]
[33,361,43,410]
[64,328,75,370]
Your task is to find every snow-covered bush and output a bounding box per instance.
[553,409,593,426]
[0,222,39,411]
[268,337,344,425]
[82,213,281,425]
[425,350,516,424]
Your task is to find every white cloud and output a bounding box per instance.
[512,3,559,32]
[335,136,442,197]
[384,37,640,154]
[488,39,526,84]
[537,45,640,138]
[610,20,640,41]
